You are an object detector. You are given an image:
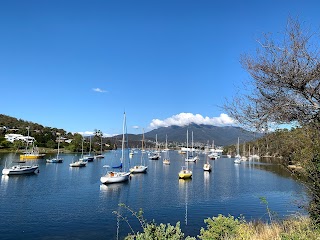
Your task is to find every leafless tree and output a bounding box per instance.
[224,17,320,223]
[225,17,320,130]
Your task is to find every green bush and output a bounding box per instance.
[198,214,241,240]
[125,221,195,240]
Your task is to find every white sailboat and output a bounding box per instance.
[83,136,94,162]
[94,131,105,159]
[203,142,212,171]
[163,134,170,165]
[46,134,63,163]
[130,129,148,173]
[241,142,247,161]
[234,137,241,164]
[2,157,39,175]
[179,130,192,179]
[185,131,197,162]
[2,158,39,175]
[100,112,131,184]
[208,140,218,160]
[70,136,87,167]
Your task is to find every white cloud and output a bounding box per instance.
[132,125,139,129]
[92,88,107,93]
[149,113,235,129]
[77,131,94,136]
[76,131,114,137]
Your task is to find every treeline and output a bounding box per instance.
[224,126,314,168]
[0,114,114,152]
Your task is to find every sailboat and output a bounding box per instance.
[100,112,131,184]
[208,140,218,160]
[163,134,170,165]
[241,142,247,161]
[83,136,94,162]
[203,142,212,171]
[234,137,241,164]
[20,127,45,160]
[2,158,39,175]
[148,134,160,160]
[94,131,105,159]
[179,130,192,179]
[185,131,197,162]
[130,129,148,173]
[46,134,63,163]
[70,136,87,167]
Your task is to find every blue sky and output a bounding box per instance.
[0,0,319,136]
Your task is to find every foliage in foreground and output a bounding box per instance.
[115,204,320,240]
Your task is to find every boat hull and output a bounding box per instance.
[20,154,45,160]
[203,164,212,171]
[100,172,130,184]
[69,161,87,167]
[185,157,197,162]
[163,159,170,165]
[179,170,192,179]
[46,158,63,163]
[2,165,39,175]
[130,166,148,173]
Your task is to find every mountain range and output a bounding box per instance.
[111,124,262,147]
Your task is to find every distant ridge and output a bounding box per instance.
[144,124,261,146]
[112,124,262,147]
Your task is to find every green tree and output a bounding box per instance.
[46,139,57,149]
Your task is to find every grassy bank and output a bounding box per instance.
[115,204,319,240]
[123,215,320,240]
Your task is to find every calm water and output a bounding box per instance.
[0,150,307,239]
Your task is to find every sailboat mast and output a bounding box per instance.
[81,136,84,157]
[121,112,126,165]
[25,126,30,152]
[186,129,189,168]
[141,129,145,165]
[100,133,103,154]
[237,137,240,155]
[57,134,60,158]
[192,131,194,156]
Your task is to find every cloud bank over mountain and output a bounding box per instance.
[149,113,235,129]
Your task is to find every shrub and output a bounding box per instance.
[198,214,241,240]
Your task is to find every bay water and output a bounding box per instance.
[0,150,307,239]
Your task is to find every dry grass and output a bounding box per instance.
[234,216,320,240]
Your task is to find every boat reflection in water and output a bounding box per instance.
[179,178,191,226]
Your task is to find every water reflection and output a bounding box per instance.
[0,175,9,191]
[203,171,210,198]
[179,179,191,226]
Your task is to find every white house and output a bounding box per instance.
[5,134,35,143]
